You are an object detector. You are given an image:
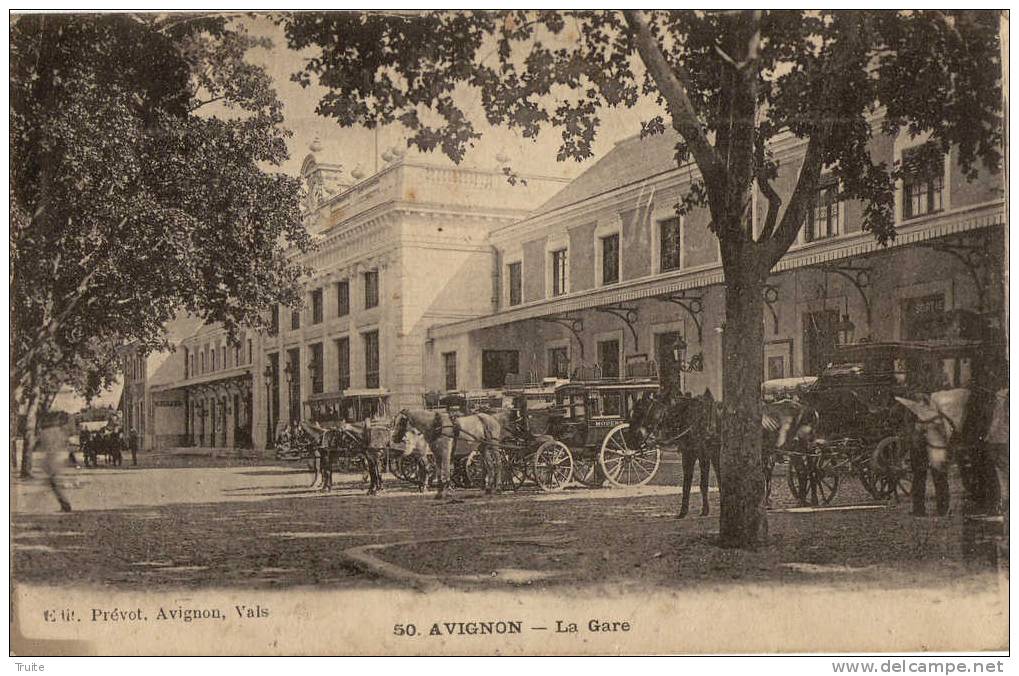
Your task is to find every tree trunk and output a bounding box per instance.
[19,384,40,479]
[718,265,769,549]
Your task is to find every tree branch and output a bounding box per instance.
[188,95,227,113]
[760,127,830,268]
[623,10,720,180]
[756,175,782,242]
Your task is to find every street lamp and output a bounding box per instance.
[283,361,295,423]
[263,364,274,449]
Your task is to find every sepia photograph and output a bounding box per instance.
[9,8,1010,659]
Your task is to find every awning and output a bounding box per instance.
[427,203,1003,340]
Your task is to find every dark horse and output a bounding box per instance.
[629,388,722,517]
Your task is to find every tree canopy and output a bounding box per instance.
[11,14,312,404]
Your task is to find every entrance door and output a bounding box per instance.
[802,310,839,376]
[598,339,620,378]
[482,350,520,389]
[654,331,685,393]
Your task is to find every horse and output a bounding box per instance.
[628,388,721,518]
[399,425,435,492]
[896,386,1006,516]
[454,410,506,494]
[391,409,457,499]
[391,408,503,497]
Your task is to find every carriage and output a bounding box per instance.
[543,358,665,488]
[422,382,576,492]
[764,337,990,506]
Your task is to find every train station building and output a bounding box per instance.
[130,143,567,452]
[129,118,1004,455]
[424,124,1005,399]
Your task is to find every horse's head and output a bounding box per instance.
[391,410,409,445]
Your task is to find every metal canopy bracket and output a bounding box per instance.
[538,314,586,361]
[925,233,993,312]
[763,284,781,335]
[595,304,641,351]
[812,262,874,330]
[660,291,705,344]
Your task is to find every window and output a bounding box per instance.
[269,306,279,336]
[902,144,945,220]
[336,280,349,317]
[364,270,379,309]
[659,217,682,272]
[598,339,620,378]
[767,356,785,381]
[211,348,217,371]
[482,350,520,389]
[443,352,458,391]
[507,262,522,306]
[551,249,568,296]
[291,309,300,330]
[247,339,253,365]
[221,346,227,370]
[309,343,324,395]
[335,337,350,390]
[805,180,840,242]
[601,234,620,285]
[547,347,570,379]
[363,330,380,389]
[190,354,195,378]
[183,348,189,379]
[311,288,324,324]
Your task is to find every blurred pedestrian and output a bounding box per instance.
[128,427,139,466]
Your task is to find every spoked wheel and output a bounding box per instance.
[871,435,912,499]
[532,441,574,492]
[787,451,840,506]
[599,423,661,488]
[501,451,531,490]
[572,454,604,487]
[393,455,419,483]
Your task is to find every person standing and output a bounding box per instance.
[128,427,139,466]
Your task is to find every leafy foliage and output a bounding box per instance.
[10,14,312,400]
[284,10,1001,251]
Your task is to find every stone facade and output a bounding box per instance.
[425,125,1006,396]
[141,146,567,452]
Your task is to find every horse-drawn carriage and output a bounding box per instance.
[546,372,664,488]
[762,337,991,506]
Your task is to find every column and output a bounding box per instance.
[225,392,235,449]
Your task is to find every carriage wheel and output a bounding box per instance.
[599,423,661,488]
[786,452,840,506]
[502,451,531,490]
[533,441,573,492]
[572,455,604,487]
[393,455,419,483]
[871,435,912,499]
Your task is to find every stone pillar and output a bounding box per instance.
[225,392,236,450]
[206,398,215,447]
